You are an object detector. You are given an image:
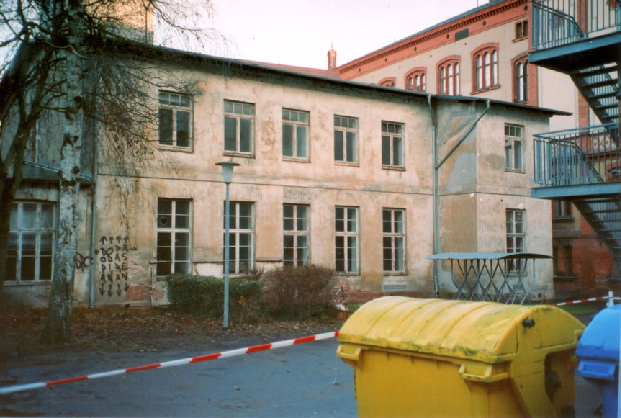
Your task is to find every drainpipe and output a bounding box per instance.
[430,98,491,298]
[88,133,98,308]
[428,95,440,298]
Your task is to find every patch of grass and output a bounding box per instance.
[557,303,606,316]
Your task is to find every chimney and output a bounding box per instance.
[328,43,337,70]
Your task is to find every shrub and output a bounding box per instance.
[260,265,336,319]
[166,274,261,321]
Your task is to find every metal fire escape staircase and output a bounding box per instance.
[569,64,619,128]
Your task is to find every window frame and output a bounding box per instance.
[437,57,461,96]
[223,201,255,275]
[553,200,572,220]
[506,208,526,272]
[382,208,406,274]
[7,201,56,283]
[505,123,524,172]
[512,54,529,103]
[283,204,310,267]
[333,115,359,165]
[335,206,360,275]
[282,108,310,162]
[515,20,529,40]
[405,68,427,93]
[158,91,193,151]
[382,121,405,170]
[472,44,499,93]
[378,77,396,87]
[224,100,255,157]
[156,198,193,277]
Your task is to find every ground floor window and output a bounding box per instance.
[283,204,309,266]
[7,202,55,282]
[335,206,359,274]
[157,199,192,276]
[383,208,405,273]
[224,202,254,274]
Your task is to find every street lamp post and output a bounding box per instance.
[216,160,240,328]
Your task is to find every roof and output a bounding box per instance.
[426,252,553,260]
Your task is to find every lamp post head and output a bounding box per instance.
[216,160,240,184]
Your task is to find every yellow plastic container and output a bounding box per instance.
[337,297,585,418]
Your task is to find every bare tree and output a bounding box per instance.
[0,0,223,343]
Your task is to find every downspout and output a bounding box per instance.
[428,95,440,298]
[430,98,491,298]
[88,132,98,308]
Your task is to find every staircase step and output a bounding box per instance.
[588,91,617,100]
[580,80,617,90]
[594,103,619,110]
[570,65,619,78]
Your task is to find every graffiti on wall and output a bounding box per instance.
[97,236,137,297]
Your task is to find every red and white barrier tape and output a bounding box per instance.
[551,295,620,307]
[0,331,338,395]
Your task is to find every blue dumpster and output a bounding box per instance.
[576,305,621,418]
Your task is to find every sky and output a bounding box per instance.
[205,0,490,70]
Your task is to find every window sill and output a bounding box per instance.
[470,85,501,95]
[224,151,254,159]
[157,144,194,153]
[382,165,405,172]
[505,168,525,174]
[4,281,51,287]
[335,272,360,276]
[334,161,359,167]
[513,36,528,43]
[554,274,576,281]
[553,216,574,222]
[382,271,408,276]
[282,156,310,163]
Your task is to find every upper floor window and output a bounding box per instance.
[514,56,529,103]
[156,199,192,277]
[224,100,254,156]
[515,20,528,40]
[7,202,55,283]
[378,77,396,87]
[505,123,524,171]
[334,115,358,164]
[438,58,460,95]
[382,121,404,169]
[473,45,499,91]
[405,68,426,92]
[158,92,192,149]
[282,109,309,160]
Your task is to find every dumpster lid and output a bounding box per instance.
[338,297,584,363]
[426,252,552,260]
[576,305,621,362]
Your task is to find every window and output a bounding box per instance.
[282,109,309,160]
[158,92,192,149]
[7,202,55,282]
[405,68,426,92]
[505,124,523,171]
[473,45,498,91]
[383,209,405,273]
[438,58,460,95]
[224,100,254,155]
[335,207,359,274]
[378,77,396,87]
[553,200,572,219]
[283,205,309,266]
[515,20,528,39]
[157,199,192,276]
[506,209,525,254]
[382,121,404,168]
[514,57,529,103]
[224,202,254,274]
[553,243,573,277]
[334,115,358,163]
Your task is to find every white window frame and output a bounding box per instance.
[505,123,524,172]
[7,202,55,283]
[282,109,310,161]
[475,49,498,91]
[224,100,254,156]
[516,60,529,102]
[506,208,525,272]
[224,202,255,274]
[158,91,193,150]
[283,204,310,266]
[439,60,460,95]
[334,115,358,164]
[382,208,406,274]
[382,121,404,169]
[335,206,360,274]
[156,199,192,277]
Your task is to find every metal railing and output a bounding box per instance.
[534,124,620,187]
[532,0,621,50]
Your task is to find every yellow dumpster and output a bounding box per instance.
[337,297,585,418]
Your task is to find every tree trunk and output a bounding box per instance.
[0,176,15,299]
[42,24,84,344]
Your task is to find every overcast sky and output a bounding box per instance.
[205,0,490,70]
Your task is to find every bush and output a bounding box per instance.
[260,265,336,319]
[166,274,261,321]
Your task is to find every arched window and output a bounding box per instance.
[472,44,499,92]
[405,68,427,92]
[378,77,396,88]
[512,54,529,103]
[437,57,460,95]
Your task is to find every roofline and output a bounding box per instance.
[337,0,526,73]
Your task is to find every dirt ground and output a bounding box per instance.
[0,306,346,359]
